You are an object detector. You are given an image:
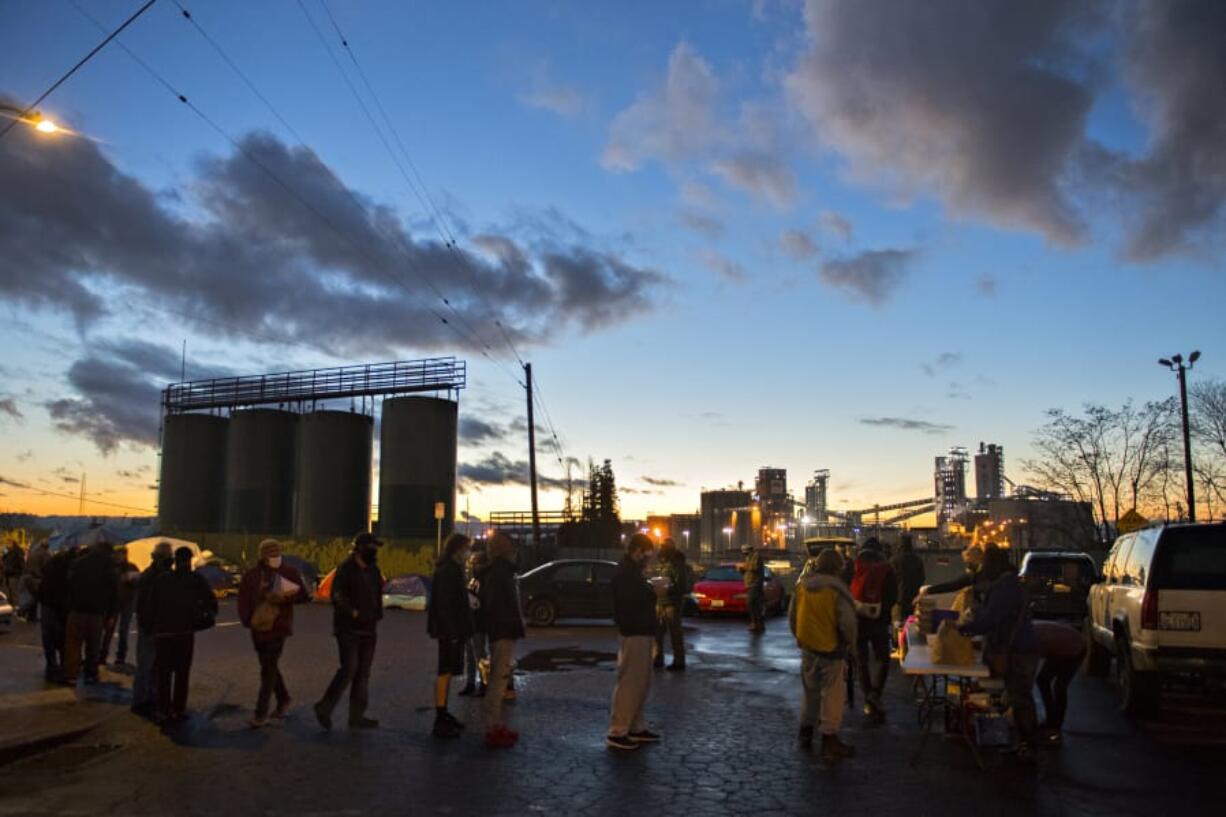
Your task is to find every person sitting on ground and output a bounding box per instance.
[237,539,310,728]
[607,533,661,751]
[149,546,217,724]
[479,532,525,749]
[428,532,475,738]
[1032,620,1086,746]
[959,547,1038,761]
[790,547,857,763]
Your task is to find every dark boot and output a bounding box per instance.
[798,725,814,750]
[432,713,461,739]
[820,733,855,764]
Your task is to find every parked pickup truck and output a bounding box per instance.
[1086,522,1226,715]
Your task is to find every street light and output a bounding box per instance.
[0,104,61,135]
[1159,351,1201,522]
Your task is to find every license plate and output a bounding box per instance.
[1160,611,1201,631]
[710,600,725,608]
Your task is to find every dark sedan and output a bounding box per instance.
[518,559,619,627]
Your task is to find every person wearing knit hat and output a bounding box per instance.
[238,539,309,727]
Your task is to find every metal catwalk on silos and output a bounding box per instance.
[162,358,466,413]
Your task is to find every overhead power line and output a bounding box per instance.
[0,479,155,514]
[0,0,159,141]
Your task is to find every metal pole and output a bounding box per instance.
[1178,363,1196,522]
[525,363,541,549]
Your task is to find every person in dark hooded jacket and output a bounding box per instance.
[63,540,119,686]
[132,541,174,716]
[960,547,1038,760]
[149,547,217,723]
[428,533,474,738]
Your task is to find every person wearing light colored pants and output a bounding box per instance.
[483,638,515,727]
[800,650,846,735]
[608,635,654,737]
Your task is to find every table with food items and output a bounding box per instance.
[898,599,1007,769]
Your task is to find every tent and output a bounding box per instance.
[315,568,336,602]
[281,555,319,595]
[383,573,430,611]
[48,524,148,553]
[122,537,207,571]
[197,564,239,598]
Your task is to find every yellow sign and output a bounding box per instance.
[434,502,446,521]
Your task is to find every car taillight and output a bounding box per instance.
[1140,589,1159,630]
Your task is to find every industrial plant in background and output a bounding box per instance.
[156,358,465,542]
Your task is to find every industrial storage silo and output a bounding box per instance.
[378,396,457,539]
[294,410,373,539]
[158,413,229,534]
[225,408,298,535]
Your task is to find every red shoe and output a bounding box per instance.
[484,726,515,749]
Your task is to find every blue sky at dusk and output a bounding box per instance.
[1,0,1224,523]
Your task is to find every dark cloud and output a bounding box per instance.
[779,229,819,260]
[921,352,963,377]
[458,451,567,491]
[458,417,507,445]
[819,248,915,305]
[0,116,665,357]
[786,0,1097,245]
[859,417,954,434]
[641,476,683,487]
[46,338,237,454]
[1117,1,1226,260]
[0,397,21,420]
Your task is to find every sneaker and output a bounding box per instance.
[433,715,461,739]
[349,716,379,729]
[271,699,292,719]
[250,716,269,729]
[485,726,516,749]
[313,702,332,732]
[606,734,639,751]
[820,733,856,764]
[628,729,661,743]
[798,725,814,749]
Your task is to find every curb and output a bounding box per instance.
[0,720,101,767]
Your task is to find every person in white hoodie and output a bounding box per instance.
[788,548,858,764]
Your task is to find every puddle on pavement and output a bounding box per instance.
[518,647,616,672]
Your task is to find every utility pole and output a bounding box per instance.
[525,363,541,548]
[1159,351,1201,522]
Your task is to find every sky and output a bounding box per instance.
[1,0,1224,526]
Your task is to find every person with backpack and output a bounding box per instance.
[653,538,688,671]
[737,543,767,634]
[149,547,217,724]
[959,547,1039,761]
[789,548,857,763]
[427,533,474,739]
[850,538,897,724]
[237,539,310,728]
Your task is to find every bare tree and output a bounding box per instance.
[1191,379,1226,516]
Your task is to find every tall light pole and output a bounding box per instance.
[1159,351,1201,522]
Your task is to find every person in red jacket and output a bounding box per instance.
[237,539,310,728]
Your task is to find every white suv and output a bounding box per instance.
[1086,522,1226,715]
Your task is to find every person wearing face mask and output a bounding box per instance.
[606,533,661,751]
[131,540,173,717]
[238,539,310,728]
[314,532,384,731]
[427,533,474,738]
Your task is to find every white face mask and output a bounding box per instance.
[267,556,283,569]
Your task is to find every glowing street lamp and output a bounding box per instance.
[0,104,62,135]
[1159,351,1202,521]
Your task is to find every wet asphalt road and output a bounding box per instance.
[0,601,1223,816]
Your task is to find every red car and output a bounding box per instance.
[690,563,785,616]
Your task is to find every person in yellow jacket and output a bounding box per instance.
[789,548,858,763]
